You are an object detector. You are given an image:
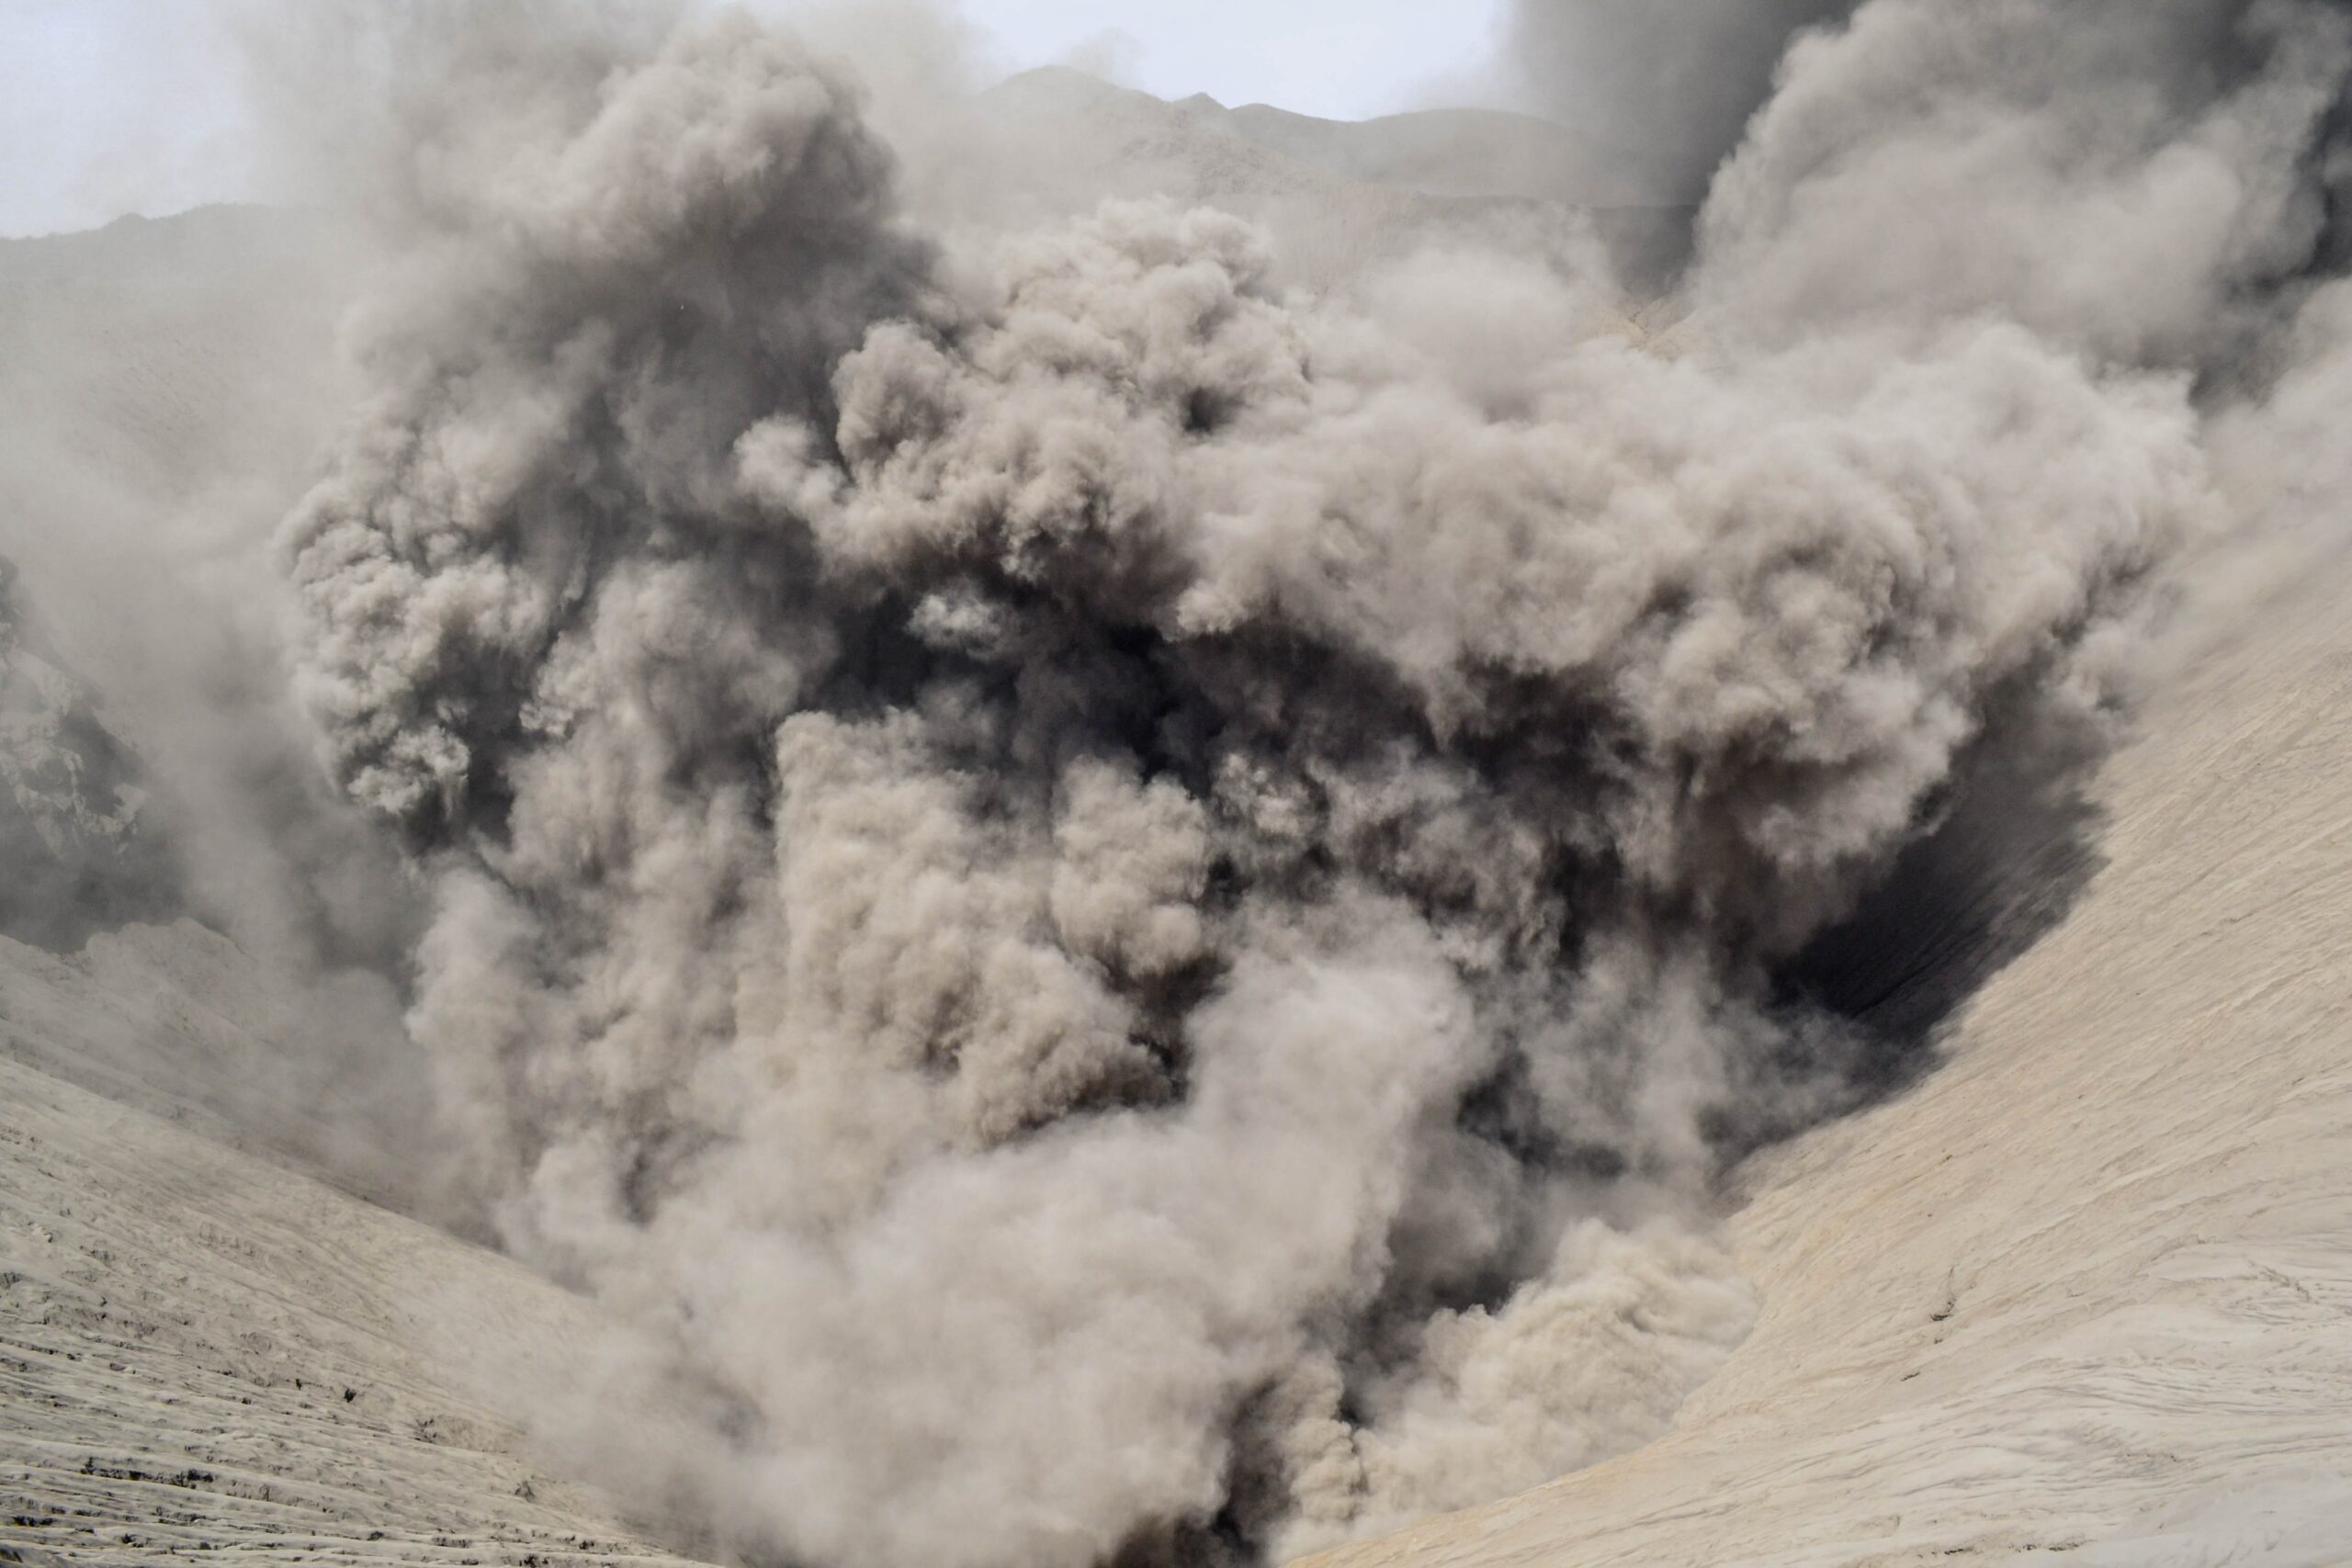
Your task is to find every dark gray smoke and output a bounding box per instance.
[274,2,2352,1564]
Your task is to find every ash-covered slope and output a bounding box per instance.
[0,559,177,950]
[0,207,348,503]
[1305,562,2352,1562]
[0,1048,710,1568]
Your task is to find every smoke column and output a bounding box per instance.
[277,1,2352,1562]
[1493,0,1860,200]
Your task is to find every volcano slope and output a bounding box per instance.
[1305,561,2352,1563]
[0,1036,718,1568]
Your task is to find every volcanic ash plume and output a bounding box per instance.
[278,2,2352,1563]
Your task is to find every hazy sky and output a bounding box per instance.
[0,0,1508,239]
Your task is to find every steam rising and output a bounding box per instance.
[266,2,2352,1563]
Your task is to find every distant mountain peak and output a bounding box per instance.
[980,63,1684,213]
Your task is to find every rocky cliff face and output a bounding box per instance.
[0,558,176,948]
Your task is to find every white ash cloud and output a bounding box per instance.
[277,2,2352,1562]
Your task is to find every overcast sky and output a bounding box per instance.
[0,0,1508,239]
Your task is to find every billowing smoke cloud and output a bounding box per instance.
[1695,0,2352,365]
[274,2,2352,1564]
